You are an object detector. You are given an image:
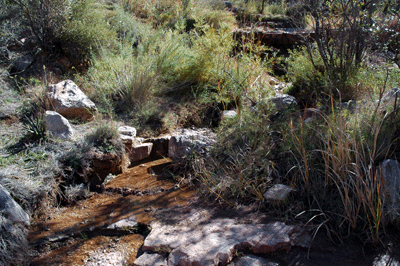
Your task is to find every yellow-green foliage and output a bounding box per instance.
[85,44,159,109]
[189,7,237,30]
[179,25,235,85]
[61,0,117,56]
[123,0,190,29]
[86,15,239,108]
[286,47,329,107]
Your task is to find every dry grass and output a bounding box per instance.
[288,94,400,244]
[0,216,30,266]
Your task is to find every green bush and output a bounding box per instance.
[123,0,191,29]
[86,18,237,109]
[189,104,279,204]
[189,62,400,243]
[286,46,329,108]
[61,0,117,59]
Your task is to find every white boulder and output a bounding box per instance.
[44,111,75,140]
[168,129,216,159]
[46,80,97,121]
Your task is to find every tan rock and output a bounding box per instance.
[46,80,97,121]
[139,217,307,266]
[127,143,153,162]
[133,252,167,266]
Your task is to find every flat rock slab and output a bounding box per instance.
[228,255,279,266]
[137,217,308,266]
[106,216,138,230]
[263,184,294,202]
[133,252,168,266]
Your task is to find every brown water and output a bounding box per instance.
[29,158,196,265]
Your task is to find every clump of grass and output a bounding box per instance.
[21,114,47,142]
[64,183,91,205]
[85,122,120,151]
[0,216,30,266]
[60,121,128,188]
[0,141,65,217]
[286,99,398,243]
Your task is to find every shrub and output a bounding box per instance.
[286,46,330,108]
[123,0,191,29]
[9,0,69,51]
[187,104,279,204]
[86,18,237,110]
[60,0,117,59]
[302,0,377,88]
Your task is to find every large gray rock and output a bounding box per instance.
[0,184,30,226]
[138,218,307,266]
[11,54,33,74]
[382,88,400,103]
[380,159,400,212]
[44,111,75,140]
[168,129,216,159]
[268,94,297,112]
[222,110,238,120]
[46,80,97,121]
[373,253,400,266]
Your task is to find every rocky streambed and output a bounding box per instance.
[28,157,309,265]
[27,155,400,266]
